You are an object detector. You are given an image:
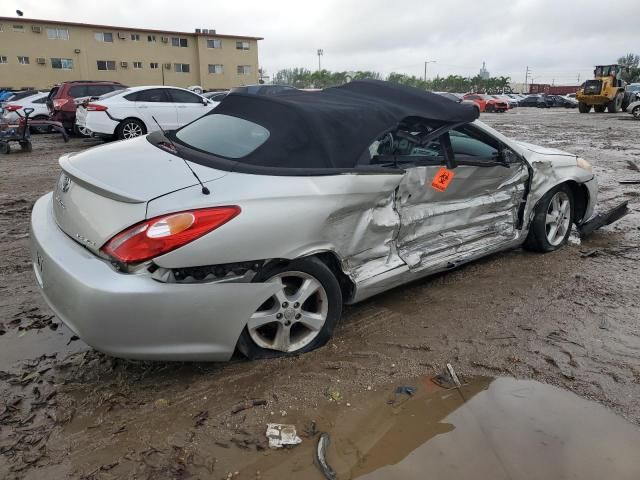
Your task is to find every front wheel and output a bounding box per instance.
[237,257,342,360]
[116,119,146,140]
[578,102,591,113]
[607,93,623,113]
[524,185,574,253]
[632,106,640,119]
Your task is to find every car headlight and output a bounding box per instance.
[576,157,592,172]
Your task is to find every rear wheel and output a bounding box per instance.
[116,119,146,140]
[0,142,10,155]
[607,93,623,113]
[485,104,495,113]
[237,257,342,360]
[578,102,591,113]
[632,105,640,119]
[524,185,574,253]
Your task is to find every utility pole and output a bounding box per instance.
[577,73,581,84]
[424,60,436,82]
[317,49,324,71]
[524,65,530,93]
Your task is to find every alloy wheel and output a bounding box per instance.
[633,106,640,119]
[122,122,143,139]
[545,191,571,246]
[247,271,328,352]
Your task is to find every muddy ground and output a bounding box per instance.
[0,108,639,479]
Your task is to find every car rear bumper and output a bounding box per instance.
[77,111,119,136]
[30,193,280,361]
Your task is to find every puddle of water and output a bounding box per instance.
[0,325,85,370]
[245,376,640,480]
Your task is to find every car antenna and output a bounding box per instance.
[151,115,210,195]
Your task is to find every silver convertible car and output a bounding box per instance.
[30,81,626,361]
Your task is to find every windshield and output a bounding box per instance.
[175,114,270,159]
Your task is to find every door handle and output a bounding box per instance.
[177,105,187,108]
[138,105,148,109]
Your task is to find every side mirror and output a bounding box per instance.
[499,149,517,164]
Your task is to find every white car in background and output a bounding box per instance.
[75,86,219,140]
[0,91,52,133]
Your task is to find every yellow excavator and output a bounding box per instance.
[576,64,627,113]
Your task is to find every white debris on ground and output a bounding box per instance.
[266,423,303,449]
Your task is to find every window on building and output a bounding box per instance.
[237,65,252,75]
[0,56,7,64]
[208,64,224,74]
[207,39,222,49]
[236,41,250,50]
[13,25,24,32]
[17,56,29,65]
[133,61,143,69]
[150,62,159,69]
[174,63,190,73]
[148,34,156,42]
[171,37,188,47]
[47,28,69,40]
[51,58,73,70]
[95,32,113,42]
[131,33,140,41]
[97,60,116,71]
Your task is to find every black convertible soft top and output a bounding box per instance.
[166,80,479,174]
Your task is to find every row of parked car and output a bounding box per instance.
[0,81,233,140]
[435,92,580,112]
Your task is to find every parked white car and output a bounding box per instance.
[75,86,219,140]
[0,91,52,133]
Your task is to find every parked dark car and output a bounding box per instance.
[203,91,229,102]
[230,84,296,96]
[46,81,126,135]
[519,95,548,108]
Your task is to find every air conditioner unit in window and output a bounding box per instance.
[36,57,45,64]
[120,61,128,68]
[161,36,169,43]
[117,32,126,39]
[163,63,171,69]
[31,25,41,33]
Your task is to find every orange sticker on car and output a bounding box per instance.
[431,167,455,192]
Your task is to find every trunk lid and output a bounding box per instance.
[53,136,226,253]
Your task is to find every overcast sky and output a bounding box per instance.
[2,0,637,85]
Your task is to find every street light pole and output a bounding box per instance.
[317,49,324,71]
[424,60,436,82]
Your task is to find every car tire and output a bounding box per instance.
[0,142,10,155]
[632,106,640,119]
[73,124,91,138]
[237,257,343,360]
[524,184,574,253]
[486,104,495,113]
[116,119,147,140]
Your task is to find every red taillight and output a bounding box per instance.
[101,207,241,264]
[5,104,22,112]
[86,103,108,112]
[52,98,69,110]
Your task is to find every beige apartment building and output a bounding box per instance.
[0,17,262,90]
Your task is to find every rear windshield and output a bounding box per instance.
[175,114,270,159]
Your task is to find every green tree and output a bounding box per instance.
[617,53,640,83]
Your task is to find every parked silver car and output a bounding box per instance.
[30,81,623,361]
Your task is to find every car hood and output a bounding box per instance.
[513,141,577,158]
[60,136,227,203]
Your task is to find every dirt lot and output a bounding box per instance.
[1,108,639,479]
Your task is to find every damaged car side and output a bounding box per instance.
[30,80,625,361]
